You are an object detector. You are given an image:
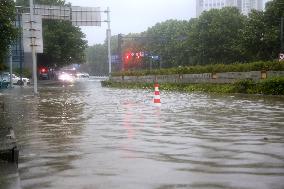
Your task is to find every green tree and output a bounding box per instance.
[110,35,118,55]
[85,44,108,75]
[241,0,284,61]
[263,0,284,58]
[189,7,246,65]
[0,0,18,70]
[241,10,267,61]
[38,19,87,68]
[145,19,192,68]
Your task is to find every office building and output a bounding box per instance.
[196,0,263,17]
[241,0,263,15]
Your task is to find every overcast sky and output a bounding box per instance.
[67,0,195,45]
[66,0,270,46]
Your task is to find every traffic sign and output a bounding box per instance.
[111,55,120,64]
[22,14,43,53]
[279,53,284,61]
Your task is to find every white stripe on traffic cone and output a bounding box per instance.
[153,83,161,106]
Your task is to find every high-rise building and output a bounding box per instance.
[196,0,263,17]
[241,0,263,15]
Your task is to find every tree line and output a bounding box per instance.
[86,0,284,75]
[2,0,282,75]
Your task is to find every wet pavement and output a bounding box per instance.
[0,79,284,189]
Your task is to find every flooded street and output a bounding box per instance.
[1,79,284,189]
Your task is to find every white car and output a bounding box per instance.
[58,72,75,83]
[12,74,30,85]
[76,72,90,79]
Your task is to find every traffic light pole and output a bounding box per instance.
[105,7,111,76]
[117,34,123,71]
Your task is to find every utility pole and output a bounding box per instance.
[150,57,152,71]
[29,0,38,94]
[281,17,284,52]
[9,46,13,88]
[105,7,111,76]
[117,34,123,71]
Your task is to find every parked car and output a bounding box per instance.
[11,74,20,84]
[13,74,30,85]
[0,73,30,85]
[0,72,10,88]
[76,72,90,79]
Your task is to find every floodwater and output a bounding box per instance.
[0,79,284,189]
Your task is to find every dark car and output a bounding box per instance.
[39,67,49,80]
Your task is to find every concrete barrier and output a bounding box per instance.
[110,71,284,84]
[267,71,284,78]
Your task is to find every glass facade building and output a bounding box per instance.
[10,8,24,70]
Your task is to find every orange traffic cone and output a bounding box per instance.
[153,83,161,105]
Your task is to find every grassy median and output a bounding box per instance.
[102,77,284,95]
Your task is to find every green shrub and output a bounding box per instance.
[233,79,256,93]
[14,68,32,78]
[102,76,284,95]
[111,61,284,77]
[258,77,284,95]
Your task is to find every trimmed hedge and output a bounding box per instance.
[111,61,284,77]
[257,77,284,95]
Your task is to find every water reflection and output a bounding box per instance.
[1,84,90,189]
[0,81,283,189]
[37,86,86,142]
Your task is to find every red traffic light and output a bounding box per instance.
[125,53,131,61]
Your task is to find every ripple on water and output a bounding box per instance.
[1,82,284,189]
